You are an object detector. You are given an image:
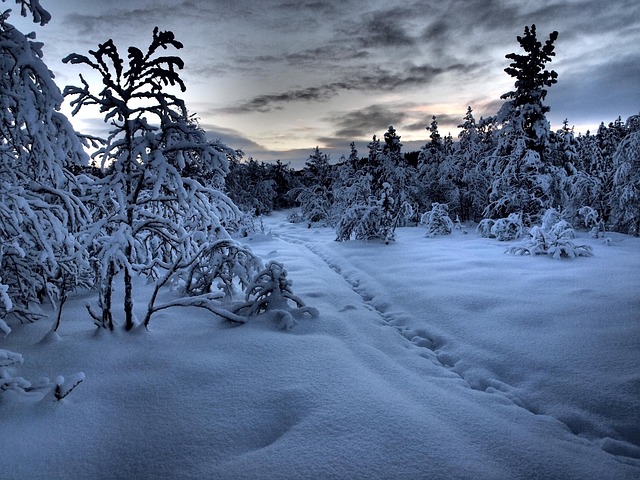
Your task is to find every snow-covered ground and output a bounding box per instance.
[2,211,639,479]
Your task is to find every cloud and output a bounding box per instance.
[325,104,410,140]
[218,82,353,114]
[354,62,476,90]
[219,61,477,114]
[356,15,416,48]
[546,52,640,129]
[242,46,371,68]
[403,113,463,132]
[198,123,265,153]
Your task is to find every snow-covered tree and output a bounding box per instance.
[63,29,247,331]
[335,127,411,243]
[332,142,367,222]
[549,119,578,174]
[561,131,606,224]
[226,157,276,216]
[0,1,91,325]
[420,203,454,237]
[295,147,333,225]
[484,25,560,222]
[417,116,448,209]
[611,124,640,235]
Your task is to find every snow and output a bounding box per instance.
[1,211,639,479]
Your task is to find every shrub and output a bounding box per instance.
[1,348,84,401]
[233,261,318,329]
[578,206,606,238]
[507,209,593,259]
[491,213,524,241]
[421,203,454,237]
[476,219,496,238]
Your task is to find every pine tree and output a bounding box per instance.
[335,127,411,242]
[499,25,558,155]
[417,116,448,209]
[484,25,560,223]
[296,147,333,224]
[611,119,640,235]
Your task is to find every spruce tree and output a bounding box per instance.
[484,25,560,222]
[296,147,333,224]
[335,127,410,242]
[499,25,558,155]
[611,118,640,235]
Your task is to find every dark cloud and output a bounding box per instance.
[61,1,207,38]
[219,82,353,114]
[275,1,337,16]
[403,113,464,132]
[358,16,416,48]
[198,124,266,156]
[326,104,409,140]
[354,62,476,90]
[220,61,478,114]
[546,52,640,128]
[245,46,371,68]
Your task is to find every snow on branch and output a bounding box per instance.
[232,261,319,330]
[1,348,84,401]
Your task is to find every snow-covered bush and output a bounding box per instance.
[335,182,411,243]
[225,212,262,238]
[287,210,305,224]
[1,348,84,401]
[508,209,593,259]
[476,219,496,238]
[420,203,454,237]
[335,129,412,243]
[539,207,563,232]
[0,349,30,394]
[335,201,378,241]
[477,213,524,241]
[296,185,333,225]
[177,240,263,300]
[233,261,318,330]
[577,206,606,238]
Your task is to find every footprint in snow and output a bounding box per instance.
[339,305,357,312]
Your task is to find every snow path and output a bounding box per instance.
[270,223,576,436]
[272,227,455,371]
[264,212,640,463]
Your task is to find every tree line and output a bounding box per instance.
[233,26,639,244]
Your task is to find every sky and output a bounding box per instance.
[7,0,640,167]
